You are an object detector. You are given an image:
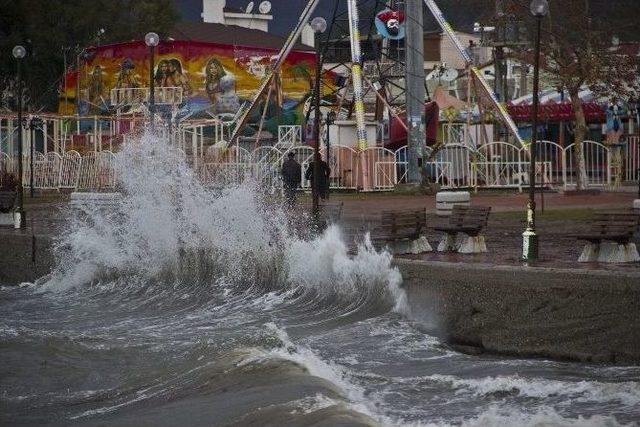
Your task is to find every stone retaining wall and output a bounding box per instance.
[0,234,55,285]
[396,259,640,364]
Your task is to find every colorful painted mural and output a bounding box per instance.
[59,40,324,130]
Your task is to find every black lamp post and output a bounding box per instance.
[522,0,549,261]
[28,116,43,198]
[326,110,336,199]
[310,17,327,222]
[145,32,159,132]
[12,45,26,229]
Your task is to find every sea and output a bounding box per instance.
[1,134,639,426]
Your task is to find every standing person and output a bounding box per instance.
[305,158,331,199]
[281,152,301,206]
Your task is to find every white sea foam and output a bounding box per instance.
[285,227,408,314]
[389,406,632,427]
[239,323,400,425]
[426,374,640,406]
[456,406,633,427]
[40,131,408,313]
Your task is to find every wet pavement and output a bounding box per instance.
[2,190,639,273]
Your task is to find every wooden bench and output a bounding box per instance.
[433,205,491,253]
[0,191,16,213]
[573,212,640,262]
[371,208,432,254]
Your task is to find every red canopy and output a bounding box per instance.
[507,101,606,123]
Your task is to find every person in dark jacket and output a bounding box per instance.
[305,159,331,199]
[281,152,302,206]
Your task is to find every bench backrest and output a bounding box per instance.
[379,208,426,236]
[590,212,640,236]
[448,205,491,229]
[0,191,16,213]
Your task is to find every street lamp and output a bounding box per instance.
[12,45,26,229]
[326,110,336,199]
[145,32,159,131]
[310,17,326,222]
[522,0,549,261]
[28,116,43,198]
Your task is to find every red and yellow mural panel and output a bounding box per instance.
[60,40,319,123]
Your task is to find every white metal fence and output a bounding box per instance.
[1,139,637,193]
[195,139,639,192]
[626,136,639,182]
[0,150,117,191]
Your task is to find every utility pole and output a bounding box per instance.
[493,0,507,141]
[405,0,426,184]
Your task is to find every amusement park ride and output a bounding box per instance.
[0,0,532,195]
[224,0,526,178]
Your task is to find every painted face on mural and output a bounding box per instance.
[159,61,169,75]
[65,44,320,120]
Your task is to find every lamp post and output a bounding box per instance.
[12,45,26,229]
[145,32,159,132]
[28,116,43,198]
[326,110,336,199]
[522,0,549,261]
[310,17,327,222]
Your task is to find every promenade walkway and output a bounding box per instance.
[1,191,638,281]
[317,191,639,272]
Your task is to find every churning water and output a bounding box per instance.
[2,134,639,426]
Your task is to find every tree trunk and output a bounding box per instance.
[570,89,588,190]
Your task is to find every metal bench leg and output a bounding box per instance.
[437,233,457,252]
[578,242,599,262]
[457,234,488,254]
[596,242,640,263]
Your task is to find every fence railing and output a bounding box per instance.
[0,150,117,191]
[198,140,630,192]
[1,138,637,193]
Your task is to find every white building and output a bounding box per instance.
[202,0,273,33]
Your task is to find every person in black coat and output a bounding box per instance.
[305,159,331,199]
[281,152,302,206]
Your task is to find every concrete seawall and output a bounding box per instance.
[0,233,55,285]
[396,259,640,364]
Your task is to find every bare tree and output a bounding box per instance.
[509,0,640,189]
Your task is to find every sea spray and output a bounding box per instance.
[41,131,409,314]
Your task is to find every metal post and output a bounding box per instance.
[522,15,543,261]
[312,32,322,221]
[149,45,155,131]
[405,0,426,184]
[16,57,25,228]
[30,119,34,198]
[326,111,335,199]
